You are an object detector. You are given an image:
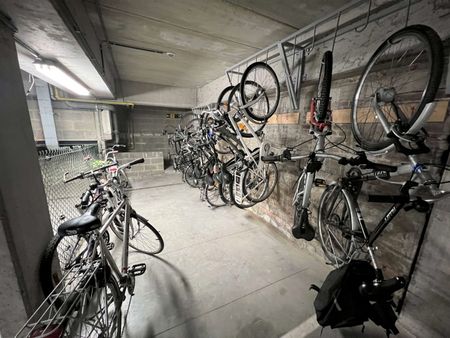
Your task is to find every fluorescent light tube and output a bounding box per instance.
[34,61,90,96]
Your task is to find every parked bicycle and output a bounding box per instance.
[17,159,164,337]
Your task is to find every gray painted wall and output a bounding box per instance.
[123,105,191,162]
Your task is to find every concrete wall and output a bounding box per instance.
[197,1,450,335]
[115,151,164,181]
[26,98,98,142]
[124,105,191,161]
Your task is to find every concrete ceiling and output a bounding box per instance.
[0,0,114,98]
[1,0,349,97]
[86,0,349,88]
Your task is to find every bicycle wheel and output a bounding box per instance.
[40,234,90,297]
[316,51,333,121]
[218,179,231,204]
[184,165,200,188]
[111,211,164,255]
[243,162,278,203]
[317,184,355,267]
[117,169,129,189]
[67,272,122,337]
[216,85,235,111]
[205,184,226,207]
[227,84,267,138]
[240,62,280,121]
[352,25,443,151]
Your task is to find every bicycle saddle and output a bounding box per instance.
[58,203,102,236]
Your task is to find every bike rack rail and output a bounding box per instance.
[224,0,420,111]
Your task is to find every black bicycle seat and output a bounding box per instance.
[58,203,102,236]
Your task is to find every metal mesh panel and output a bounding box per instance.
[38,145,101,283]
[38,145,100,232]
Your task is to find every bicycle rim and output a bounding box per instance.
[184,165,200,188]
[216,85,235,111]
[352,25,443,151]
[227,84,266,138]
[127,212,164,255]
[243,162,278,203]
[218,180,231,204]
[318,184,354,267]
[66,274,122,337]
[205,184,226,207]
[240,62,280,121]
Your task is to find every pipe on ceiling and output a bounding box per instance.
[50,86,135,107]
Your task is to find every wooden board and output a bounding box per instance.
[267,112,299,125]
[330,100,449,124]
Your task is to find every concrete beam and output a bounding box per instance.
[121,80,197,108]
[35,79,59,148]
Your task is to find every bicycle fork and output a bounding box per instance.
[292,136,326,241]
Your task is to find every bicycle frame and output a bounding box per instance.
[336,182,408,270]
[97,197,130,279]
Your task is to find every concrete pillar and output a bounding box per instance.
[0,13,53,337]
[35,79,59,148]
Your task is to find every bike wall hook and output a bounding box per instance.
[355,0,372,33]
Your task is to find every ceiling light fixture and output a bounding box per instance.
[33,60,91,96]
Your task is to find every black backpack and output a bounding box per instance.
[311,260,376,329]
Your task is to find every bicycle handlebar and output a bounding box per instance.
[119,158,145,170]
[262,149,397,173]
[64,158,145,183]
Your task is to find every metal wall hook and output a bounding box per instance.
[331,12,342,53]
[355,0,372,33]
[306,25,317,55]
[405,0,411,27]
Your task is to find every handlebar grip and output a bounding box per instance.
[261,155,283,162]
[128,158,145,166]
[63,172,83,183]
[363,161,397,173]
[368,195,409,203]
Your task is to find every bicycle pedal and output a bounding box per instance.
[314,178,327,187]
[106,242,115,250]
[128,263,146,277]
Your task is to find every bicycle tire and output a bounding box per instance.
[40,234,90,297]
[351,25,444,151]
[227,84,267,138]
[316,51,333,121]
[118,169,129,189]
[242,162,278,203]
[240,62,280,121]
[184,165,200,188]
[317,184,355,267]
[66,271,122,337]
[110,211,164,255]
[205,184,226,207]
[218,180,231,204]
[216,85,235,110]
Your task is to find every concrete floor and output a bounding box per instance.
[122,171,413,338]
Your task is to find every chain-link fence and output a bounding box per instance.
[38,145,100,233]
